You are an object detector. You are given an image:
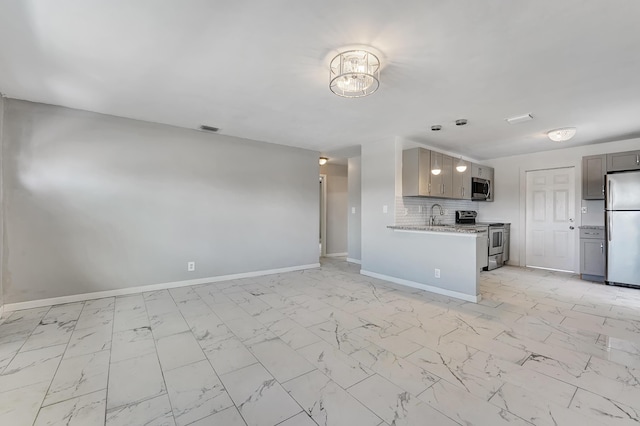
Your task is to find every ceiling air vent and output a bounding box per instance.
[199,125,220,132]
[505,114,533,124]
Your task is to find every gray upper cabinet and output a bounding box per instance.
[403,148,489,200]
[452,159,472,199]
[582,154,606,200]
[607,150,640,172]
[472,163,491,179]
[402,147,432,196]
[430,152,453,198]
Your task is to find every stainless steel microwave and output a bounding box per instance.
[472,177,492,201]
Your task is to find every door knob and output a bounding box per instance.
[569,226,575,230]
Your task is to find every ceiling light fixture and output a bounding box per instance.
[329,50,380,98]
[319,157,328,166]
[547,127,577,142]
[456,157,467,173]
[455,119,468,126]
[431,125,442,131]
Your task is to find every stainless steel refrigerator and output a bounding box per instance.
[605,170,640,288]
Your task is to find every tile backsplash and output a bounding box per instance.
[395,197,479,226]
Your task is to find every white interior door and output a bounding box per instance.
[525,167,576,271]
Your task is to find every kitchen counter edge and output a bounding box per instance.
[387,225,487,234]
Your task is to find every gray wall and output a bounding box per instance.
[2,100,319,304]
[347,156,361,262]
[320,163,348,255]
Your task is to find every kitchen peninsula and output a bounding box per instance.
[367,225,488,303]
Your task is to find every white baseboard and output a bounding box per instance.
[4,263,321,313]
[360,270,481,303]
[324,252,348,258]
[346,258,361,265]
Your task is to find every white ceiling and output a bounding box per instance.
[1,0,640,160]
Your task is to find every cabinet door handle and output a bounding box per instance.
[637,154,639,165]
[601,243,604,253]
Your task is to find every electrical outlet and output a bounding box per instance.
[581,206,587,214]
[443,209,448,215]
[352,207,356,214]
[187,261,195,272]
[403,208,408,216]
[418,205,423,213]
[434,268,441,278]
[383,205,388,214]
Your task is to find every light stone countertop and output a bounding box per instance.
[387,225,487,234]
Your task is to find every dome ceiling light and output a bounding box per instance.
[329,50,380,98]
[319,157,328,166]
[547,127,577,142]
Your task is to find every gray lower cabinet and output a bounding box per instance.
[607,150,640,172]
[580,228,605,282]
[582,154,606,200]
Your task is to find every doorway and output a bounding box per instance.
[319,174,327,257]
[525,167,576,271]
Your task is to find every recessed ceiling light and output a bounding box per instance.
[547,127,577,142]
[431,125,442,131]
[506,113,533,124]
[455,119,468,126]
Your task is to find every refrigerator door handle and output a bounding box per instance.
[609,180,613,208]
[609,214,612,242]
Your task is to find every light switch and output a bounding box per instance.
[382,205,388,214]
[352,207,356,214]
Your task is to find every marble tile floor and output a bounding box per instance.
[1,258,640,425]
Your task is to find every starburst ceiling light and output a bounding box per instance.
[547,127,577,142]
[329,50,380,98]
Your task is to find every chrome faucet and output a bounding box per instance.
[430,203,444,226]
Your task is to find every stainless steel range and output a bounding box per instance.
[456,210,510,270]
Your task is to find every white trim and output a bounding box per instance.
[346,257,361,264]
[0,305,4,319]
[4,263,320,313]
[319,174,327,257]
[360,270,481,303]
[324,252,348,257]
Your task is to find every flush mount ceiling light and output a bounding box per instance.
[319,157,328,166]
[329,50,380,98]
[547,127,577,142]
[456,157,467,172]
